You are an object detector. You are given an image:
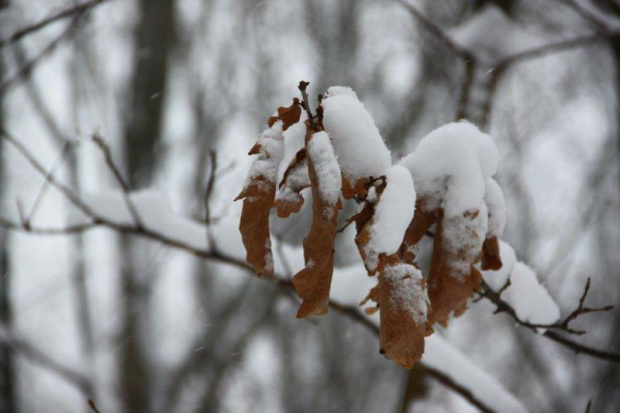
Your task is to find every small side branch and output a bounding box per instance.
[0,326,92,396]
[478,279,619,363]
[0,0,113,48]
[204,150,218,250]
[394,0,474,61]
[91,133,144,229]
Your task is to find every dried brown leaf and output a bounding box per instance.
[293,124,342,318]
[341,175,371,200]
[275,149,310,218]
[379,256,428,369]
[268,98,302,131]
[481,236,502,271]
[354,178,389,275]
[235,177,276,277]
[426,209,484,326]
[398,199,437,264]
[236,122,286,277]
[360,284,380,315]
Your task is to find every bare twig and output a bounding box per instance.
[0,131,496,413]
[495,31,620,69]
[478,279,619,362]
[336,219,355,234]
[91,133,144,229]
[456,58,476,120]
[559,278,614,332]
[298,81,314,121]
[204,150,218,226]
[422,366,493,413]
[8,131,616,365]
[23,142,72,228]
[480,278,613,335]
[557,0,608,28]
[0,18,83,94]
[0,0,113,48]
[88,399,101,413]
[0,325,92,396]
[0,217,98,235]
[0,127,98,219]
[497,278,512,297]
[2,129,619,411]
[204,150,218,250]
[393,0,473,60]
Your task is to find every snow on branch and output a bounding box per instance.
[480,243,614,337]
[1,82,619,413]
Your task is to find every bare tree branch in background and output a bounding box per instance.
[1,124,619,412]
[1,1,619,412]
[0,126,498,412]
[0,0,113,48]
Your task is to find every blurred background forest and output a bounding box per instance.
[0,0,619,412]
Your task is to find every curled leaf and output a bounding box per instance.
[379,256,429,369]
[481,236,502,271]
[481,178,506,270]
[360,284,380,315]
[293,126,342,318]
[354,178,387,274]
[341,175,372,200]
[235,122,285,277]
[427,209,486,326]
[275,149,311,218]
[268,98,302,131]
[398,199,437,264]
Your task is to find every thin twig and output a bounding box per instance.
[495,30,620,69]
[0,217,98,235]
[23,142,72,228]
[0,0,112,48]
[204,150,217,226]
[298,81,314,121]
[204,150,218,250]
[88,399,101,413]
[0,127,98,219]
[393,0,473,60]
[478,279,619,362]
[0,17,83,94]
[557,0,608,28]
[7,132,616,365]
[1,130,618,411]
[559,278,614,331]
[0,325,92,396]
[91,133,144,229]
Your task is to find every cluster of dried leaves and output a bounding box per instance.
[236,82,503,369]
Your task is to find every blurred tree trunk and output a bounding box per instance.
[119,1,176,412]
[0,9,17,413]
[592,33,620,412]
[70,20,96,408]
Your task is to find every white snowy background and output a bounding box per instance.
[0,0,619,412]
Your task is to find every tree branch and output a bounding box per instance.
[0,16,83,94]
[478,279,619,363]
[91,133,144,229]
[0,127,496,413]
[0,0,113,48]
[393,0,473,60]
[0,326,93,396]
